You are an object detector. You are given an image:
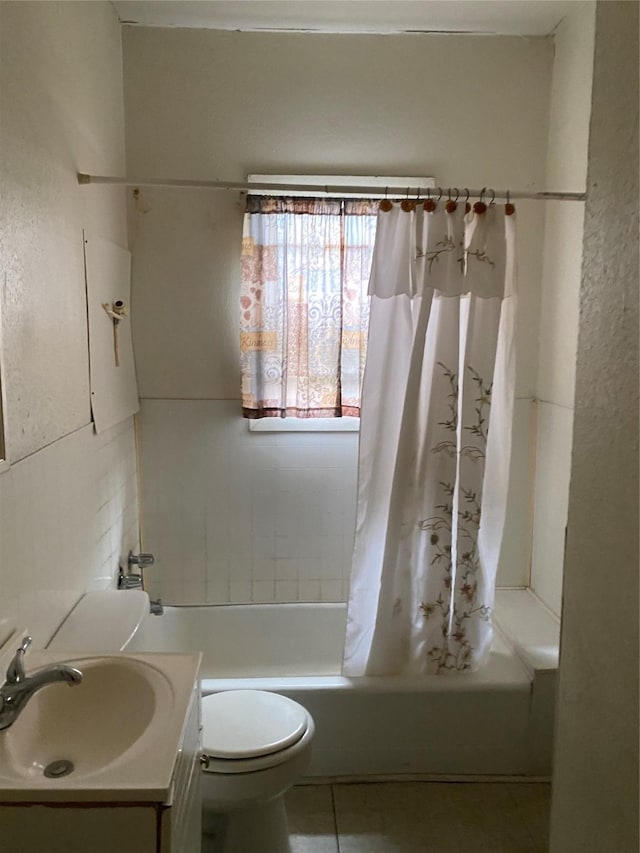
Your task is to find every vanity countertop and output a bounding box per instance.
[0,651,201,803]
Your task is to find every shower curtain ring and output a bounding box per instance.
[474,187,488,215]
[488,188,496,205]
[445,187,459,214]
[505,189,516,216]
[379,186,393,212]
[423,185,436,212]
[401,187,416,212]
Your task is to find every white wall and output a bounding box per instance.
[0,2,138,645]
[123,27,553,604]
[550,2,639,849]
[530,3,596,616]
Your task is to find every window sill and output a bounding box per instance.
[248,417,359,433]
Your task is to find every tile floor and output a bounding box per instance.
[286,781,551,853]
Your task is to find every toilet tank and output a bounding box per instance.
[46,590,149,652]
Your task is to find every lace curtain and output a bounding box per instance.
[240,196,378,418]
[344,201,517,675]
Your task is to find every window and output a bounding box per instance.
[239,175,433,422]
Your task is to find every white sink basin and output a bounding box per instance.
[0,652,200,802]
[0,657,172,782]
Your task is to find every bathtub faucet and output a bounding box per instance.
[0,636,83,731]
[149,598,164,616]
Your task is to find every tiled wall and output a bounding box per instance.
[0,418,139,647]
[139,400,357,605]
[530,4,595,617]
[139,398,532,605]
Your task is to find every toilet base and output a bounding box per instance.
[203,795,291,853]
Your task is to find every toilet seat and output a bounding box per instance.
[201,690,310,774]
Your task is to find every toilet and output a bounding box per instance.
[200,689,314,853]
[43,590,314,853]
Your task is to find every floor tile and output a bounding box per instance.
[203,781,550,853]
[286,784,339,853]
[333,782,549,853]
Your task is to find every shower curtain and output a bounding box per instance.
[343,200,516,675]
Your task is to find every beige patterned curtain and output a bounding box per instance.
[240,196,378,418]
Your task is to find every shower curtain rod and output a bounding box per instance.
[76,173,586,202]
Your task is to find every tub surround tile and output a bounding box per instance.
[298,580,322,601]
[275,580,299,602]
[530,401,574,617]
[181,581,207,603]
[229,580,252,603]
[298,558,325,580]
[139,396,531,607]
[138,399,359,605]
[206,577,230,604]
[320,580,344,602]
[252,579,277,603]
[274,558,299,582]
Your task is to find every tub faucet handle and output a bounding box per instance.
[128,550,155,569]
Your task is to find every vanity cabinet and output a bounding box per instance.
[0,656,202,853]
[159,681,202,852]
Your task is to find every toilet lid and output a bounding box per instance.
[201,690,308,759]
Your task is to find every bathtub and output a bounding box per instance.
[127,591,558,778]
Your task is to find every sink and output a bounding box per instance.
[0,656,173,785]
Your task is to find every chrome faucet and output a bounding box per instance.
[118,551,155,591]
[0,636,83,731]
[128,551,155,570]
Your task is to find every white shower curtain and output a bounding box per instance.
[344,201,516,675]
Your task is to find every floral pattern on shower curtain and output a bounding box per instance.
[343,201,516,675]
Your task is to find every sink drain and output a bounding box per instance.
[44,759,74,779]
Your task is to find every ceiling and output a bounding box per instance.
[112,1,577,36]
